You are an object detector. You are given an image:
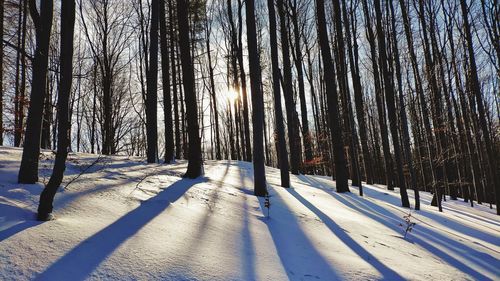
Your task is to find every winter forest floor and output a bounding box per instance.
[0,146,499,281]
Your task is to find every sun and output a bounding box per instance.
[225,88,239,103]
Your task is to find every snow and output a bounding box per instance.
[0,146,499,281]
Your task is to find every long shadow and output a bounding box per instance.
[444,207,500,228]
[285,188,405,280]
[241,196,256,281]
[178,163,231,260]
[301,176,499,280]
[409,208,500,248]
[35,177,204,281]
[256,190,341,280]
[0,203,40,242]
[235,166,340,279]
[353,181,500,247]
[237,167,341,281]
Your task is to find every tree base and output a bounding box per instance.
[37,212,55,221]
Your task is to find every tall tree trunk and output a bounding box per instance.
[18,0,54,184]
[268,0,290,188]
[388,0,419,209]
[169,0,181,159]
[146,0,159,163]
[290,0,313,168]
[160,0,174,163]
[278,0,301,175]
[373,0,410,207]
[417,0,444,212]
[362,0,395,190]
[236,0,252,161]
[37,0,75,220]
[332,0,361,188]
[399,0,437,194]
[177,0,202,178]
[205,17,221,160]
[316,0,349,192]
[342,0,373,185]
[460,0,500,214]
[41,77,52,149]
[246,0,267,196]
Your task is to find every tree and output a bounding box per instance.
[18,0,54,184]
[388,0,419,209]
[373,0,410,207]
[246,0,267,196]
[315,0,349,192]
[342,0,373,185]
[146,0,159,163]
[361,0,395,191]
[460,0,500,214]
[289,0,313,168]
[331,0,361,188]
[80,0,133,156]
[37,0,76,220]
[268,0,290,188]
[177,0,203,178]
[160,0,174,163]
[277,0,301,175]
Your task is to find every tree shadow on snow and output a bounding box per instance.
[35,177,204,281]
[352,183,500,246]
[300,175,499,280]
[234,165,342,280]
[0,203,41,242]
[285,188,405,280]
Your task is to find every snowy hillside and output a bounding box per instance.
[0,146,499,280]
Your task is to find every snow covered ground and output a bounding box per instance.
[0,146,499,281]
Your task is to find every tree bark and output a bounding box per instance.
[246,0,267,196]
[373,0,410,207]
[18,0,54,184]
[278,0,301,175]
[177,0,202,178]
[146,0,159,163]
[316,0,349,192]
[37,0,75,220]
[460,0,500,214]
[268,0,290,188]
[160,0,174,163]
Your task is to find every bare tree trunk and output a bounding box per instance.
[316,0,349,192]
[289,0,313,169]
[460,0,500,214]
[388,0,419,209]
[373,0,410,207]
[362,0,394,190]
[246,0,267,196]
[278,0,301,175]
[37,0,75,221]
[160,0,174,163]
[177,0,202,178]
[205,14,221,160]
[18,0,54,184]
[332,0,361,189]
[268,0,290,188]
[342,0,373,185]
[236,0,251,161]
[146,0,159,163]
[169,0,181,159]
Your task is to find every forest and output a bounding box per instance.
[0,0,499,279]
[2,0,496,216]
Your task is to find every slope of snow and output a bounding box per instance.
[0,146,498,280]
